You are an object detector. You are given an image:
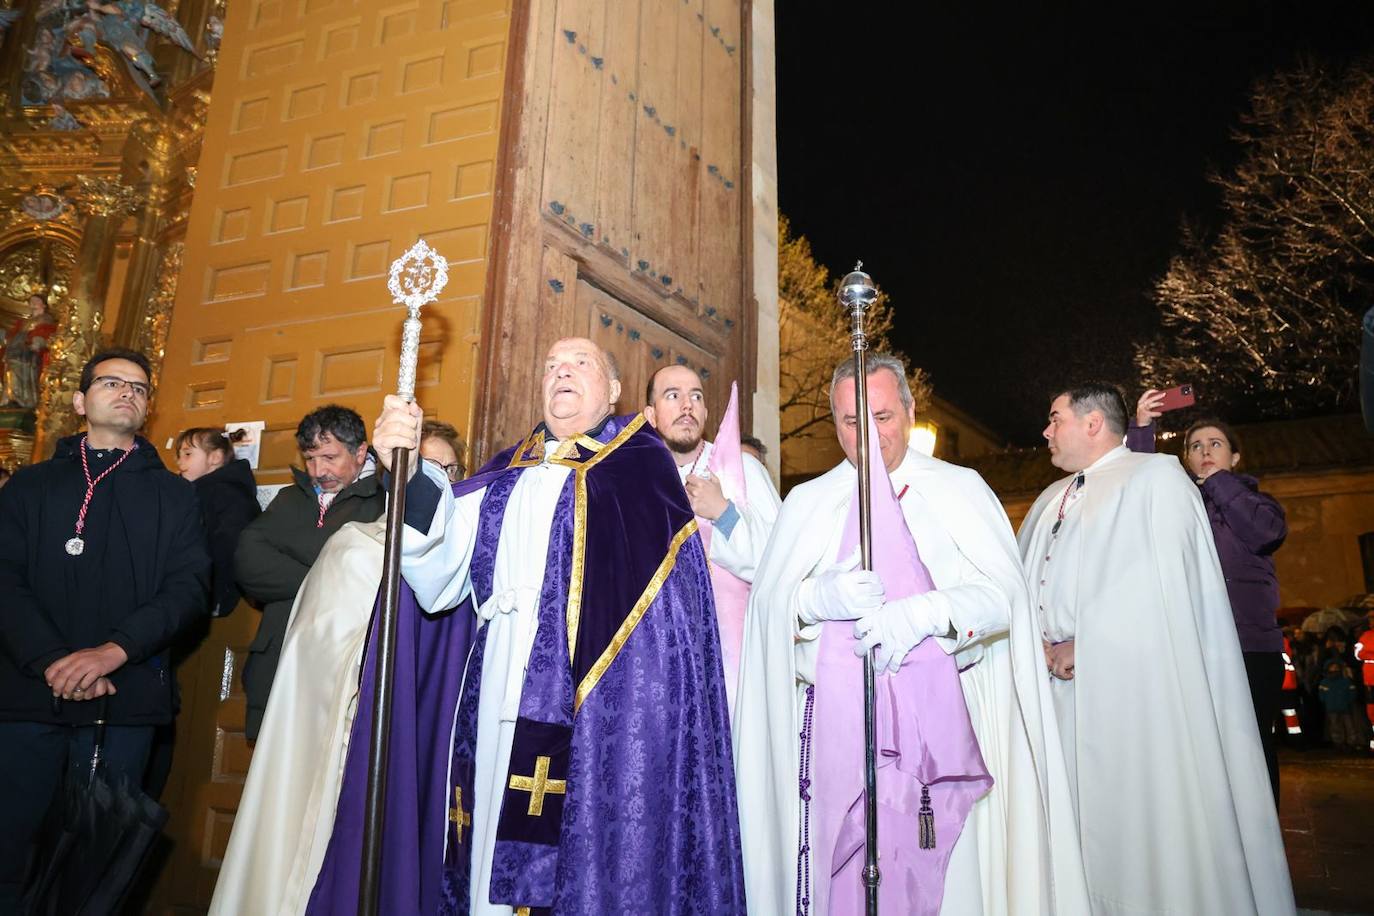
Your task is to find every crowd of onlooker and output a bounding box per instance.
[1287,619,1374,753]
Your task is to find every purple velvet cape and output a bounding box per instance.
[308,415,745,915]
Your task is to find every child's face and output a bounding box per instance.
[177,442,215,481]
[1327,665,1342,677]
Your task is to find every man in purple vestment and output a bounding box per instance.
[311,338,744,915]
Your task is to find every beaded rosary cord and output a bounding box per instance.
[794,480,917,914]
[796,684,816,916]
[66,436,138,557]
[685,440,707,479]
[1051,472,1086,536]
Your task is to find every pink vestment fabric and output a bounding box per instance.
[810,409,992,915]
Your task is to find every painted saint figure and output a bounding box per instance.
[1,294,57,409]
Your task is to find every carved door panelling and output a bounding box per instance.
[476,0,751,457]
[153,0,513,481]
[145,0,515,910]
[148,610,259,911]
[579,278,722,416]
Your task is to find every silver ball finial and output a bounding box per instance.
[839,261,878,312]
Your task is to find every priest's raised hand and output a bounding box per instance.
[371,393,424,477]
[309,337,745,916]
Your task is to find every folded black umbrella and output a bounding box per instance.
[21,705,169,916]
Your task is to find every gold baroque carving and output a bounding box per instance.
[36,292,102,454]
[0,238,76,321]
[138,240,183,391]
[71,175,143,218]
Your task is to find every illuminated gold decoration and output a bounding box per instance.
[71,175,143,219]
[137,240,183,392]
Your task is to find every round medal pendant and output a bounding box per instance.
[65,536,85,556]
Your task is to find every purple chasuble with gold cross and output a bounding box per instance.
[308,414,745,915]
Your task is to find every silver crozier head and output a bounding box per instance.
[838,261,878,314]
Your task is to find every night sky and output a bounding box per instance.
[776,4,1374,445]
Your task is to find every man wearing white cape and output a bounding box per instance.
[209,519,385,915]
[734,354,1088,915]
[1020,382,1294,915]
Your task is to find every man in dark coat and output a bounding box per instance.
[0,348,210,909]
[236,405,385,740]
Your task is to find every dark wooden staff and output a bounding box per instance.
[358,240,448,915]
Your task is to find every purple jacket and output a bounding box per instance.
[1126,423,1287,653]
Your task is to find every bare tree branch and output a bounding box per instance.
[1136,59,1373,417]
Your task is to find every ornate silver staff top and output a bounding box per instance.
[387,239,449,401]
[839,261,879,312]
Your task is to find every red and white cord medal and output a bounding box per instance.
[66,435,138,556]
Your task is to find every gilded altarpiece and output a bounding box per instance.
[0,0,219,465]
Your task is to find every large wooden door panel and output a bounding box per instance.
[477,0,752,458]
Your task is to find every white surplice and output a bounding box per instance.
[675,440,781,583]
[1018,446,1295,916]
[734,446,1089,916]
[209,520,385,916]
[400,444,570,916]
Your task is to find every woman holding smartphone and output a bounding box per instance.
[1129,391,1288,804]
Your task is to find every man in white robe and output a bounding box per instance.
[1019,382,1294,916]
[368,337,743,914]
[643,364,780,712]
[209,431,470,915]
[209,519,384,916]
[734,354,1088,915]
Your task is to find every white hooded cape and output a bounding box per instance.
[209,520,385,916]
[1018,448,1294,916]
[734,447,1089,915]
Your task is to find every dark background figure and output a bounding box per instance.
[0,348,210,910]
[1128,399,1288,803]
[1355,614,1374,752]
[1318,660,1363,752]
[419,418,466,482]
[740,434,767,466]
[142,427,264,800]
[234,405,384,741]
[175,427,261,617]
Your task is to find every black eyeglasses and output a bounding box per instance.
[423,457,462,482]
[91,375,152,399]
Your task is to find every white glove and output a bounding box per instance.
[797,564,886,624]
[852,594,948,674]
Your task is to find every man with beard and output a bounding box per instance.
[643,364,780,709]
[235,405,385,740]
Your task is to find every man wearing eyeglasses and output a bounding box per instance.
[420,419,467,483]
[0,347,211,909]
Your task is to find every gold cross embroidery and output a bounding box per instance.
[448,786,471,844]
[507,755,567,817]
[515,908,531,916]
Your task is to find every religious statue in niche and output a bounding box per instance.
[22,0,200,123]
[1,294,58,409]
